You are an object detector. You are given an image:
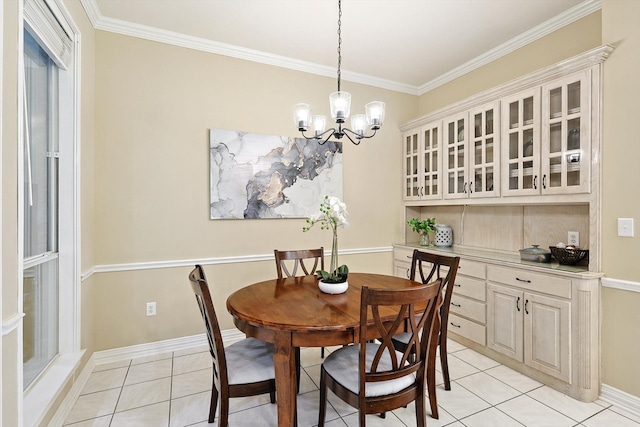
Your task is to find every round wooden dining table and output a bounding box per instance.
[226,272,422,427]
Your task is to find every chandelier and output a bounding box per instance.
[293,0,385,145]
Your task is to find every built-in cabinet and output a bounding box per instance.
[487,266,572,383]
[401,47,610,207]
[393,244,600,402]
[397,47,612,401]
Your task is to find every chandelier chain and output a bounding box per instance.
[337,0,342,91]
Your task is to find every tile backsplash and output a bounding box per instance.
[409,204,589,252]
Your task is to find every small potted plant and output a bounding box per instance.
[303,195,349,294]
[407,217,436,246]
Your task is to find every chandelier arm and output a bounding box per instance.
[300,128,336,145]
[342,127,378,141]
[341,130,362,146]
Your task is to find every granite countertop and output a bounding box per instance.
[394,243,601,278]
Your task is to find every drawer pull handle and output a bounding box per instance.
[454,283,462,287]
[450,322,461,328]
[406,269,410,279]
[525,299,529,315]
[406,255,412,259]
[516,296,521,312]
[451,302,461,307]
[516,277,531,283]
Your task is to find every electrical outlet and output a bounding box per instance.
[568,231,579,247]
[146,302,156,316]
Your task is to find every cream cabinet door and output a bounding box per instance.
[501,88,541,196]
[469,101,500,198]
[403,122,442,201]
[443,113,468,199]
[540,70,591,194]
[487,283,523,362]
[403,129,422,201]
[524,292,571,382]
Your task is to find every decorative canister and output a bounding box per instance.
[434,224,453,247]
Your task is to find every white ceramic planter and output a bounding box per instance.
[318,280,349,294]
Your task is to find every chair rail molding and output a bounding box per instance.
[601,277,640,293]
[2,312,25,336]
[80,246,393,281]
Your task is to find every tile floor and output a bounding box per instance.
[63,340,640,426]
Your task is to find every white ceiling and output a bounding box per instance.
[83,0,600,95]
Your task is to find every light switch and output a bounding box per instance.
[617,218,634,237]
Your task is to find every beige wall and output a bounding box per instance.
[600,0,640,398]
[88,30,416,349]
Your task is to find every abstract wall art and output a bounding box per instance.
[210,129,343,219]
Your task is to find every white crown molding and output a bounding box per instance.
[418,0,602,95]
[601,277,640,293]
[79,0,601,96]
[401,44,613,131]
[80,246,393,281]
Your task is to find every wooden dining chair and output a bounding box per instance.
[274,247,328,358]
[391,249,460,418]
[318,278,443,427]
[188,265,276,426]
[274,247,324,279]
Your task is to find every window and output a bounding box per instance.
[21,1,79,421]
[23,29,60,389]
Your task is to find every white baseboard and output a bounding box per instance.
[600,384,640,418]
[48,329,244,426]
[47,355,95,427]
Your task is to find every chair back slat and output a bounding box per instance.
[188,265,227,392]
[409,250,460,336]
[359,279,442,392]
[274,248,324,278]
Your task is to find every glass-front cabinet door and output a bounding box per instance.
[403,129,421,200]
[403,122,441,201]
[444,113,468,199]
[501,88,540,196]
[420,122,441,200]
[469,101,500,198]
[541,70,590,194]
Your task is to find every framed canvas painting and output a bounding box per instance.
[210,129,343,219]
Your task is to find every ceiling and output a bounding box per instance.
[83,0,600,95]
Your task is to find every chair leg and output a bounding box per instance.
[318,369,327,427]
[209,384,218,423]
[416,384,427,427]
[295,347,301,393]
[219,393,230,427]
[440,339,451,391]
[427,360,439,419]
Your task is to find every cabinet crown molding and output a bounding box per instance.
[401,45,614,131]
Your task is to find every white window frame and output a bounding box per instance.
[20,0,81,426]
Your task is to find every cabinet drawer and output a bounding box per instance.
[448,314,486,346]
[394,247,414,263]
[487,265,571,299]
[453,275,486,301]
[450,295,486,324]
[394,262,411,279]
[458,259,486,279]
